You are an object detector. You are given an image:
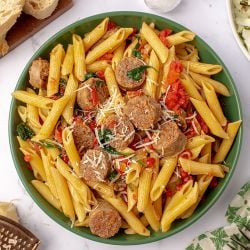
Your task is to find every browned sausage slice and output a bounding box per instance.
[89,200,122,238]
[76,77,109,111]
[80,149,111,182]
[152,121,187,157]
[29,58,49,89]
[103,114,135,150]
[115,57,146,90]
[72,122,95,156]
[124,95,161,130]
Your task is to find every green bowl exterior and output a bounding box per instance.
[9,11,243,245]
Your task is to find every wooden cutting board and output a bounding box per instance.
[5,0,73,55]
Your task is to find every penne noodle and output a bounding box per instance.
[182,60,223,75]
[83,17,109,51]
[202,81,227,126]
[51,168,75,222]
[73,34,86,81]
[179,158,225,178]
[150,157,177,201]
[17,105,27,123]
[143,50,160,99]
[186,135,215,149]
[62,74,78,124]
[127,183,138,212]
[85,28,133,64]
[86,60,110,72]
[144,201,160,231]
[190,98,229,139]
[137,168,153,212]
[189,71,230,96]
[167,31,196,46]
[61,44,74,76]
[12,91,54,109]
[112,41,126,70]
[47,44,65,96]
[32,180,61,211]
[141,22,169,63]
[213,120,242,163]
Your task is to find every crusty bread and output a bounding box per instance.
[23,0,59,20]
[0,0,25,56]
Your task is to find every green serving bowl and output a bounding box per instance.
[9,11,243,245]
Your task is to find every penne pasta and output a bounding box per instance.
[73,34,86,81]
[85,28,133,64]
[167,31,196,46]
[186,135,215,149]
[86,60,110,72]
[181,60,223,75]
[127,183,138,212]
[47,44,65,97]
[190,98,229,139]
[31,180,61,210]
[150,157,177,201]
[141,22,169,63]
[83,17,109,51]
[112,41,126,70]
[61,44,74,76]
[213,120,242,163]
[189,71,230,96]
[179,158,225,178]
[202,81,227,126]
[144,201,160,231]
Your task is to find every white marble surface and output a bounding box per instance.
[0,0,249,249]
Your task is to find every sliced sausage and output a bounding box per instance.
[80,149,111,182]
[115,57,146,90]
[152,121,187,157]
[29,58,49,89]
[103,114,135,150]
[72,122,95,156]
[77,77,109,111]
[124,95,161,130]
[89,199,122,238]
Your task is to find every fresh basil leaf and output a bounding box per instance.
[85,72,97,81]
[39,140,57,148]
[127,65,152,81]
[96,79,105,87]
[108,170,119,181]
[17,123,35,141]
[132,49,142,59]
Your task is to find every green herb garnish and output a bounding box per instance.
[59,78,67,86]
[108,170,119,181]
[85,72,97,81]
[127,65,152,81]
[96,79,105,87]
[39,140,58,148]
[17,123,35,141]
[132,40,142,59]
[98,128,125,155]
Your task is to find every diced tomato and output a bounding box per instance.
[128,27,137,39]
[96,70,105,80]
[90,88,99,106]
[196,114,209,134]
[167,60,183,84]
[62,153,69,164]
[146,157,155,168]
[107,21,117,31]
[176,183,183,191]
[183,175,193,183]
[55,126,63,144]
[93,137,98,146]
[165,79,189,113]
[27,165,32,171]
[159,28,172,47]
[89,120,97,130]
[210,177,218,188]
[24,154,32,162]
[32,142,41,152]
[179,149,193,159]
[127,89,143,98]
[165,189,174,197]
[100,52,113,60]
[143,137,154,150]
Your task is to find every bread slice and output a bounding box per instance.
[23,0,59,20]
[0,0,25,56]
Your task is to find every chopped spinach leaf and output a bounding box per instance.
[85,72,97,81]
[59,78,67,86]
[108,170,119,181]
[96,79,105,87]
[127,65,152,81]
[17,123,35,141]
[132,49,142,59]
[39,140,57,148]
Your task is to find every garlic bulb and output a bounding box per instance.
[144,0,182,13]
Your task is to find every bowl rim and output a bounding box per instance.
[8,11,243,245]
[226,0,250,61]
